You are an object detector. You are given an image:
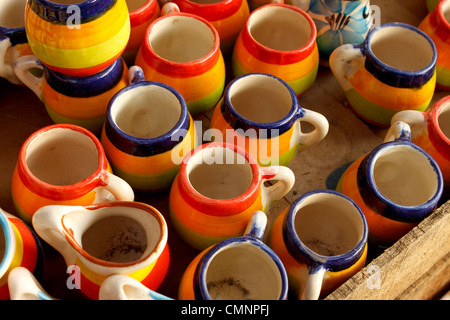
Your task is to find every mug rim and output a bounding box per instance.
[284,189,368,271]
[173,0,242,21]
[196,236,288,300]
[61,200,168,268]
[177,142,262,215]
[104,80,190,156]
[17,124,109,200]
[436,0,450,31]
[222,72,302,137]
[362,140,443,221]
[430,95,450,148]
[364,22,437,88]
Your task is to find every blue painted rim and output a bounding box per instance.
[104,80,190,157]
[0,26,27,46]
[222,73,304,138]
[28,0,116,24]
[359,139,443,222]
[195,236,289,300]
[363,22,437,88]
[0,210,13,276]
[283,189,368,271]
[44,57,124,97]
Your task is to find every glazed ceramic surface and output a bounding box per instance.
[419,0,450,90]
[0,0,32,84]
[269,189,368,299]
[11,124,134,224]
[32,201,170,300]
[135,2,225,115]
[232,3,319,97]
[169,142,295,250]
[0,208,42,300]
[336,121,443,247]
[14,56,129,135]
[101,66,198,192]
[330,22,437,127]
[210,73,329,166]
[391,95,450,193]
[123,0,160,64]
[25,0,130,76]
[8,267,54,300]
[172,0,249,55]
[179,211,288,300]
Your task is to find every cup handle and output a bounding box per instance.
[128,65,145,84]
[261,166,295,208]
[0,37,13,79]
[243,211,267,240]
[383,121,411,143]
[161,2,180,15]
[96,171,135,202]
[294,108,329,149]
[13,55,44,98]
[329,44,365,92]
[300,263,327,300]
[391,110,428,140]
[8,267,54,300]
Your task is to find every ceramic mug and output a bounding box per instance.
[25,0,130,76]
[8,267,55,300]
[172,0,249,55]
[0,208,42,300]
[14,55,129,135]
[330,22,437,127]
[289,0,373,64]
[32,201,170,300]
[122,0,161,65]
[419,0,450,90]
[268,189,368,300]
[11,124,135,224]
[135,2,225,115]
[232,3,319,97]
[169,142,295,250]
[99,274,173,300]
[179,211,288,300]
[391,95,450,195]
[210,73,329,166]
[0,0,32,84]
[336,121,443,247]
[101,66,198,192]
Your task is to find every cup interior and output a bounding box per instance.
[0,0,27,28]
[111,84,182,139]
[205,242,283,300]
[25,127,99,186]
[294,193,365,256]
[228,74,292,124]
[438,101,450,140]
[369,26,434,71]
[188,0,223,4]
[372,145,439,206]
[187,146,253,200]
[442,1,450,24]
[248,6,311,51]
[149,15,215,63]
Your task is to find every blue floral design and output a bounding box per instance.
[307,0,372,61]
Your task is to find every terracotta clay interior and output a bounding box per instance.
[149,15,215,63]
[111,85,181,139]
[373,145,439,206]
[294,193,364,256]
[206,243,283,300]
[229,74,292,123]
[248,5,311,51]
[0,0,27,28]
[370,26,434,71]
[125,0,148,11]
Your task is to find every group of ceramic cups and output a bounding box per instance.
[0,0,449,301]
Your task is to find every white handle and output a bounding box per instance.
[383,121,411,143]
[13,55,44,98]
[391,110,427,140]
[0,37,17,84]
[294,108,329,149]
[95,171,135,203]
[8,267,55,300]
[329,44,365,92]
[300,264,327,300]
[261,166,295,209]
[161,2,180,15]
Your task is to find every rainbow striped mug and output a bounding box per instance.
[330,22,437,127]
[0,208,43,300]
[135,2,225,115]
[25,0,130,76]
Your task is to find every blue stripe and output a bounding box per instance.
[0,27,27,46]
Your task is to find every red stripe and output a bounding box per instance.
[173,0,243,22]
[11,218,38,271]
[241,4,316,65]
[140,244,170,290]
[43,54,123,77]
[428,96,450,160]
[130,0,159,27]
[429,1,450,42]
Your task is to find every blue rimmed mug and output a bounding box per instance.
[330,22,437,127]
[100,66,198,192]
[268,189,368,300]
[179,211,288,300]
[210,72,329,166]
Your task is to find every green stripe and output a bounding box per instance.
[186,77,225,115]
[436,64,450,88]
